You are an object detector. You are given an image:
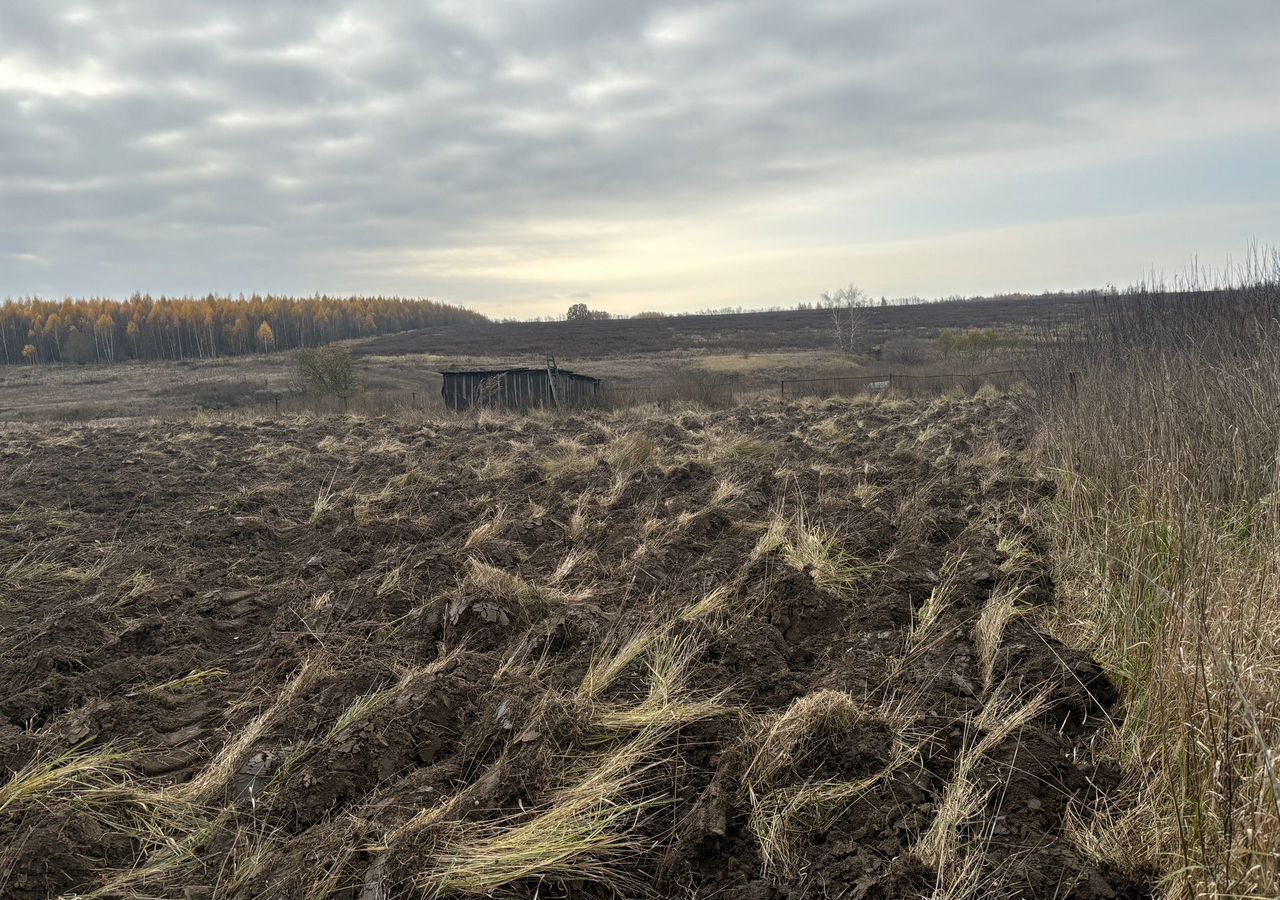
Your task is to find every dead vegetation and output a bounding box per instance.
[0,394,1139,899]
[1035,269,1280,898]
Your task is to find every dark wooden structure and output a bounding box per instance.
[440,359,601,411]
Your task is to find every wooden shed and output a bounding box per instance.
[439,363,602,412]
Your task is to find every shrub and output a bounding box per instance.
[881,336,929,366]
[295,346,359,399]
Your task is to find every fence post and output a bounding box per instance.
[411,391,417,407]
[273,395,279,414]
[1068,371,1077,396]
[780,380,785,403]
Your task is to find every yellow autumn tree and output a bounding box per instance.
[256,321,275,352]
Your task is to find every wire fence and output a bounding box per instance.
[179,368,1053,417]
[778,369,1030,401]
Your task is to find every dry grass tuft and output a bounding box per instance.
[915,689,1049,891]
[463,503,509,550]
[326,665,424,742]
[743,690,868,795]
[578,629,664,702]
[465,558,587,609]
[781,515,877,592]
[972,583,1029,691]
[1034,273,1280,898]
[586,635,731,739]
[309,471,342,523]
[0,745,134,817]
[153,668,229,693]
[550,547,594,585]
[174,655,328,804]
[738,690,922,873]
[603,433,657,475]
[540,439,597,481]
[907,551,965,651]
[415,726,670,897]
[750,502,791,561]
[710,477,746,507]
[678,584,739,622]
[747,733,916,875]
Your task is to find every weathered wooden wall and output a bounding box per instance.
[441,370,600,411]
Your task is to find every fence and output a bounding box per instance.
[190,369,1047,417]
[599,373,744,409]
[778,369,1030,401]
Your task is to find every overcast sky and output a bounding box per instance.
[2,1,1278,316]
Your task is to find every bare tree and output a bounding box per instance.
[820,284,868,354]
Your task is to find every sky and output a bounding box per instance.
[2,1,1278,318]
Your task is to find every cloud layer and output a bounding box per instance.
[3,1,1279,313]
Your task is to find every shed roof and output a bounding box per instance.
[437,366,601,382]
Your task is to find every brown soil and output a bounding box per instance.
[0,396,1150,899]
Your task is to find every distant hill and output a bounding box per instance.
[355,292,1098,359]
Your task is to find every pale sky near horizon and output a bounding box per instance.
[2,1,1278,318]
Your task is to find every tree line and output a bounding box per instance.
[0,294,487,365]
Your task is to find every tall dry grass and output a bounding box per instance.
[1034,254,1280,898]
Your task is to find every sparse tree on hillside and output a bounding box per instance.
[565,302,612,321]
[821,284,868,354]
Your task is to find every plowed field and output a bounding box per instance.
[0,397,1147,899]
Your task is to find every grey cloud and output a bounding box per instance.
[1,0,1278,300]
